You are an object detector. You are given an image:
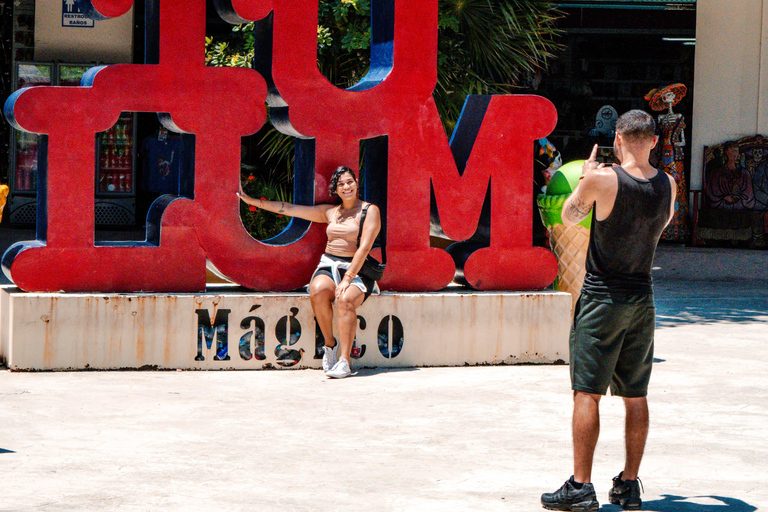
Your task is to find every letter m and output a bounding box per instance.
[195,309,232,361]
[430,95,558,290]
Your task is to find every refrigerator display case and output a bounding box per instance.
[8,63,136,226]
[7,63,53,224]
[95,112,137,225]
[98,113,135,194]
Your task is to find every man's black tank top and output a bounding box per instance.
[582,165,671,296]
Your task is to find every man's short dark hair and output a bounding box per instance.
[615,110,656,143]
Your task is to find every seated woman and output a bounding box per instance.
[237,166,382,378]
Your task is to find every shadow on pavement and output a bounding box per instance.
[603,494,757,511]
[352,367,420,378]
[655,304,768,328]
[654,280,768,328]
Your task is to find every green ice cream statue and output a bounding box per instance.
[537,160,592,309]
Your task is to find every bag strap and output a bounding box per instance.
[356,203,370,248]
[356,202,386,263]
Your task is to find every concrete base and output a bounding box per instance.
[0,285,571,370]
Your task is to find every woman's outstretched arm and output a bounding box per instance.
[237,183,332,223]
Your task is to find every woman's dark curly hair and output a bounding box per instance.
[328,166,358,197]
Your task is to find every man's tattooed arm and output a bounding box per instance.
[562,194,593,225]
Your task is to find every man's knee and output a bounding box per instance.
[574,390,602,404]
[623,396,648,412]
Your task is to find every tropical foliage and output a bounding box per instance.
[436,0,562,131]
[239,173,292,240]
[206,0,561,133]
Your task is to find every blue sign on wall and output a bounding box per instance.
[62,0,95,28]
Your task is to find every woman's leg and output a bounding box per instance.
[336,286,365,361]
[309,275,337,347]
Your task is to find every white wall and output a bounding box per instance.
[691,0,768,190]
[34,0,134,63]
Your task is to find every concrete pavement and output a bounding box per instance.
[0,275,766,511]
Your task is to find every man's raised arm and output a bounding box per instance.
[562,144,604,227]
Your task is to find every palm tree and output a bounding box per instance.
[436,0,562,133]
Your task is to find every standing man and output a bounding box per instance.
[541,110,676,512]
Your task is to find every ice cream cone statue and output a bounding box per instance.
[537,160,592,311]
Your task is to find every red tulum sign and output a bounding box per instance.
[3,0,558,293]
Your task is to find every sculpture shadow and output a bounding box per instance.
[351,367,420,378]
[602,494,756,512]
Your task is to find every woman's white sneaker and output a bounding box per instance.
[322,344,338,372]
[326,358,351,379]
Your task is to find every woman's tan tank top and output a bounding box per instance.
[325,203,363,257]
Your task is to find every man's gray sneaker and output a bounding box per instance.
[541,477,599,512]
[609,472,643,510]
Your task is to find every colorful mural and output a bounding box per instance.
[697,135,768,246]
